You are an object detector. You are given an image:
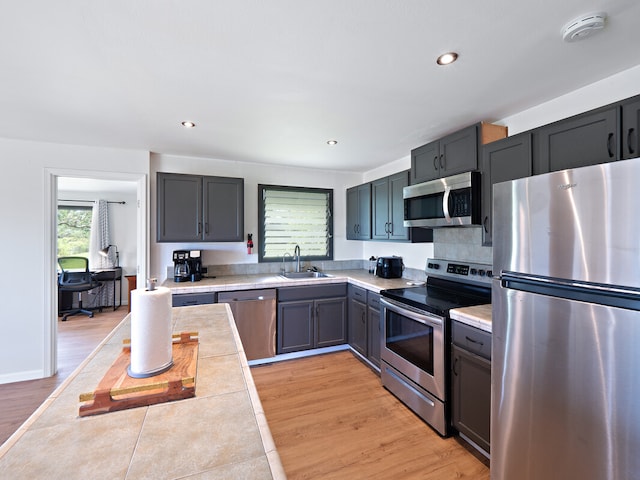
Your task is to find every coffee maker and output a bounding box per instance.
[187,250,202,282]
[173,250,191,282]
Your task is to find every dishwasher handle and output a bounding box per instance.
[227,296,267,302]
[218,289,277,304]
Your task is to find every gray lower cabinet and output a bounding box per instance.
[451,321,491,454]
[277,284,347,354]
[366,292,381,368]
[157,172,244,242]
[172,292,216,307]
[348,285,367,356]
[348,285,381,369]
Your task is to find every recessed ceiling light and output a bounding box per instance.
[327,140,338,145]
[181,121,196,128]
[436,52,458,65]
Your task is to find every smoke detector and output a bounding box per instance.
[562,12,607,42]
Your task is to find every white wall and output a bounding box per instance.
[150,153,364,282]
[0,138,148,384]
[502,64,640,135]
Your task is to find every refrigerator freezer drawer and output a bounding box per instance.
[491,282,640,480]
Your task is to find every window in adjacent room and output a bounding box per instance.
[57,205,93,258]
[258,185,333,263]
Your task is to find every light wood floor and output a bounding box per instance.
[252,352,490,480]
[0,308,127,446]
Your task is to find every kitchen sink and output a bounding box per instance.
[279,271,333,279]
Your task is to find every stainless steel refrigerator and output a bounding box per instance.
[491,157,640,480]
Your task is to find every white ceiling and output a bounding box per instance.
[2,1,640,173]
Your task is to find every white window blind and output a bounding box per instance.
[259,186,333,262]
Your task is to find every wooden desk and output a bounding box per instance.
[93,267,123,310]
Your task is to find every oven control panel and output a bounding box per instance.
[425,258,493,286]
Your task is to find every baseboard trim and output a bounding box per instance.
[247,344,350,366]
[0,369,46,385]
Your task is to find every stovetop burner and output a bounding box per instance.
[380,258,492,316]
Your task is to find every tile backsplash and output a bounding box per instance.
[433,227,492,265]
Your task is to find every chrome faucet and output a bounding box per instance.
[282,252,291,274]
[293,244,301,272]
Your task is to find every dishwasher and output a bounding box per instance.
[217,289,276,361]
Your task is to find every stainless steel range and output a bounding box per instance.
[379,258,491,436]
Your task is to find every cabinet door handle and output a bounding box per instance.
[433,155,439,171]
[361,311,365,324]
[452,357,459,376]
[465,335,484,346]
[440,154,445,170]
[483,216,489,234]
[627,128,636,155]
[197,222,202,235]
[204,222,209,234]
[388,222,393,235]
[607,132,615,158]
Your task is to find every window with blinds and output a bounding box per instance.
[258,185,333,262]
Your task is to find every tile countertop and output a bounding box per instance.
[0,304,286,480]
[165,269,416,294]
[450,304,492,333]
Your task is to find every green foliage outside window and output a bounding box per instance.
[57,206,92,257]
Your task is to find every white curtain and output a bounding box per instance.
[89,199,112,307]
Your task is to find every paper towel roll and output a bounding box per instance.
[128,286,174,378]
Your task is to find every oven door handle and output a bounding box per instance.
[380,298,444,329]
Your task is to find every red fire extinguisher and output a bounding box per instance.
[247,233,253,254]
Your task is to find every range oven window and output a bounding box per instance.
[385,309,434,375]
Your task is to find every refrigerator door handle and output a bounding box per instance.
[501,272,640,311]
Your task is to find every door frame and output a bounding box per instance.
[44,168,148,376]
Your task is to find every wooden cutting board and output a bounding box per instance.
[78,332,198,417]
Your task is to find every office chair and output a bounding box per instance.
[58,256,102,321]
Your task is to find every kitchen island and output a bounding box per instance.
[0,304,285,480]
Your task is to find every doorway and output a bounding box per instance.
[45,170,147,377]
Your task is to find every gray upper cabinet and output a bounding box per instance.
[346,183,371,240]
[481,133,532,246]
[621,95,640,160]
[157,173,202,242]
[410,140,441,184]
[157,172,244,242]
[203,176,244,242]
[411,123,508,184]
[371,171,409,241]
[533,105,620,174]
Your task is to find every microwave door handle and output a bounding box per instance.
[443,187,452,223]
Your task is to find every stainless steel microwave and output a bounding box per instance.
[403,171,481,228]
